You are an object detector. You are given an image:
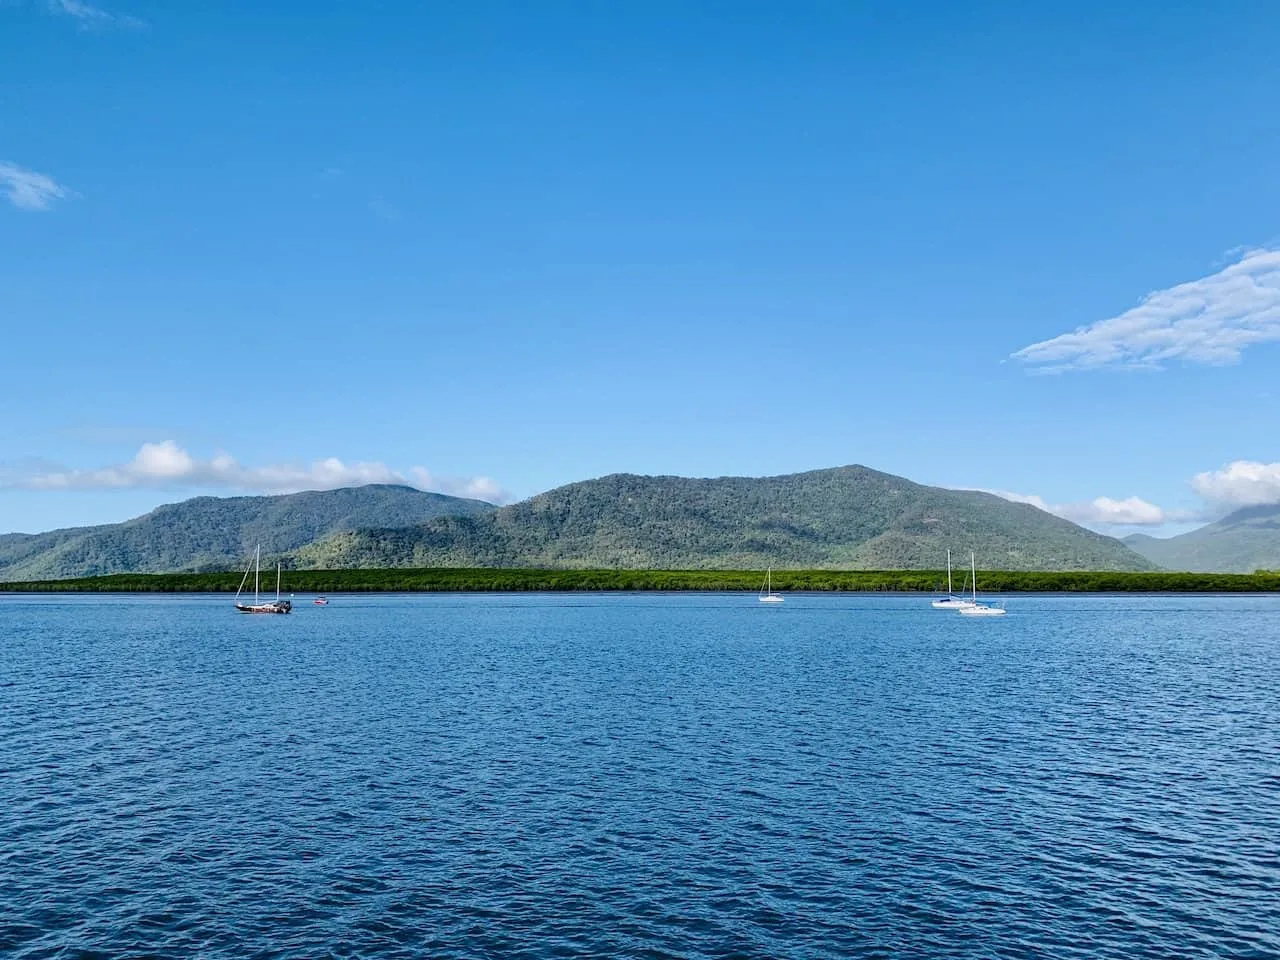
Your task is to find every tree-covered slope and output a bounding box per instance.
[299,466,1153,571]
[1123,504,1280,572]
[0,485,495,580]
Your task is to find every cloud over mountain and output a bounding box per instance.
[3,441,507,503]
[982,490,1170,527]
[1191,460,1280,508]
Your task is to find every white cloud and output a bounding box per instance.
[44,0,144,28]
[0,162,70,211]
[5,441,509,503]
[1013,248,1280,372]
[1063,496,1169,526]
[407,468,507,503]
[979,489,1169,527]
[1191,460,1280,508]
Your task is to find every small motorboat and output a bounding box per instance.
[314,596,329,606]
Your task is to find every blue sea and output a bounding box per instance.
[2,593,1278,958]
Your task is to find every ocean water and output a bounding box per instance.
[2,592,1278,958]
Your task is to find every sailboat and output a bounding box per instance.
[957,551,1006,616]
[758,566,784,603]
[234,545,292,614]
[931,549,975,609]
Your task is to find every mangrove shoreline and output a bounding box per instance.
[2,568,1279,593]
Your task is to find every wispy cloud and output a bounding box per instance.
[368,194,400,221]
[3,441,509,503]
[0,161,70,211]
[981,489,1171,527]
[1013,248,1280,372]
[1191,460,1280,508]
[44,0,144,29]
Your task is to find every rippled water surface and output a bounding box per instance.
[3,593,1279,958]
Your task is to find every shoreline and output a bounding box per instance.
[2,568,1278,594]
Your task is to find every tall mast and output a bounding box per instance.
[947,549,952,595]
[254,544,260,602]
[276,561,281,601]
[971,552,977,602]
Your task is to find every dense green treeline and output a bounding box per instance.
[4,568,1280,593]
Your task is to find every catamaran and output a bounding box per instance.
[957,551,1006,616]
[234,545,292,614]
[931,549,975,609]
[758,566,784,603]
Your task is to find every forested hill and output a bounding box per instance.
[299,466,1154,572]
[1124,503,1280,572]
[0,485,495,581]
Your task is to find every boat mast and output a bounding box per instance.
[254,544,260,603]
[971,552,977,602]
[235,553,252,601]
[947,549,953,596]
[276,561,281,602]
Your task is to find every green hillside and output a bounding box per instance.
[1124,504,1280,572]
[298,466,1153,571]
[0,485,495,581]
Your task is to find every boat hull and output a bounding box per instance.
[236,601,292,615]
[931,597,975,609]
[958,604,1006,617]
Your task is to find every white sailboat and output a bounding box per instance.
[758,566,784,603]
[931,549,975,609]
[235,545,292,614]
[957,551,1006,616]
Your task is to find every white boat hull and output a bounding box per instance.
[931,597,975,609]
[758,566,783,603]
[959,604,1006,616]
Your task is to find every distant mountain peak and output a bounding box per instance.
[1122,501,1280,572]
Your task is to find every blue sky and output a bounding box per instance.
[4,0,1280,536]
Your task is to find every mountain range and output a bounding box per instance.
[0,464,1160,579]
[1123,504,1280,573]
[1,464,1181,581]
[0,485,495,581]
[296,466,1151,571]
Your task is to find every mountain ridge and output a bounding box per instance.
[1123,504,1280,572]
[1,466,1156,579]
[0,484,496,581]
[297,465,1153,572]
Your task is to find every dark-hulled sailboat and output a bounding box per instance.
[235,544,292,614]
